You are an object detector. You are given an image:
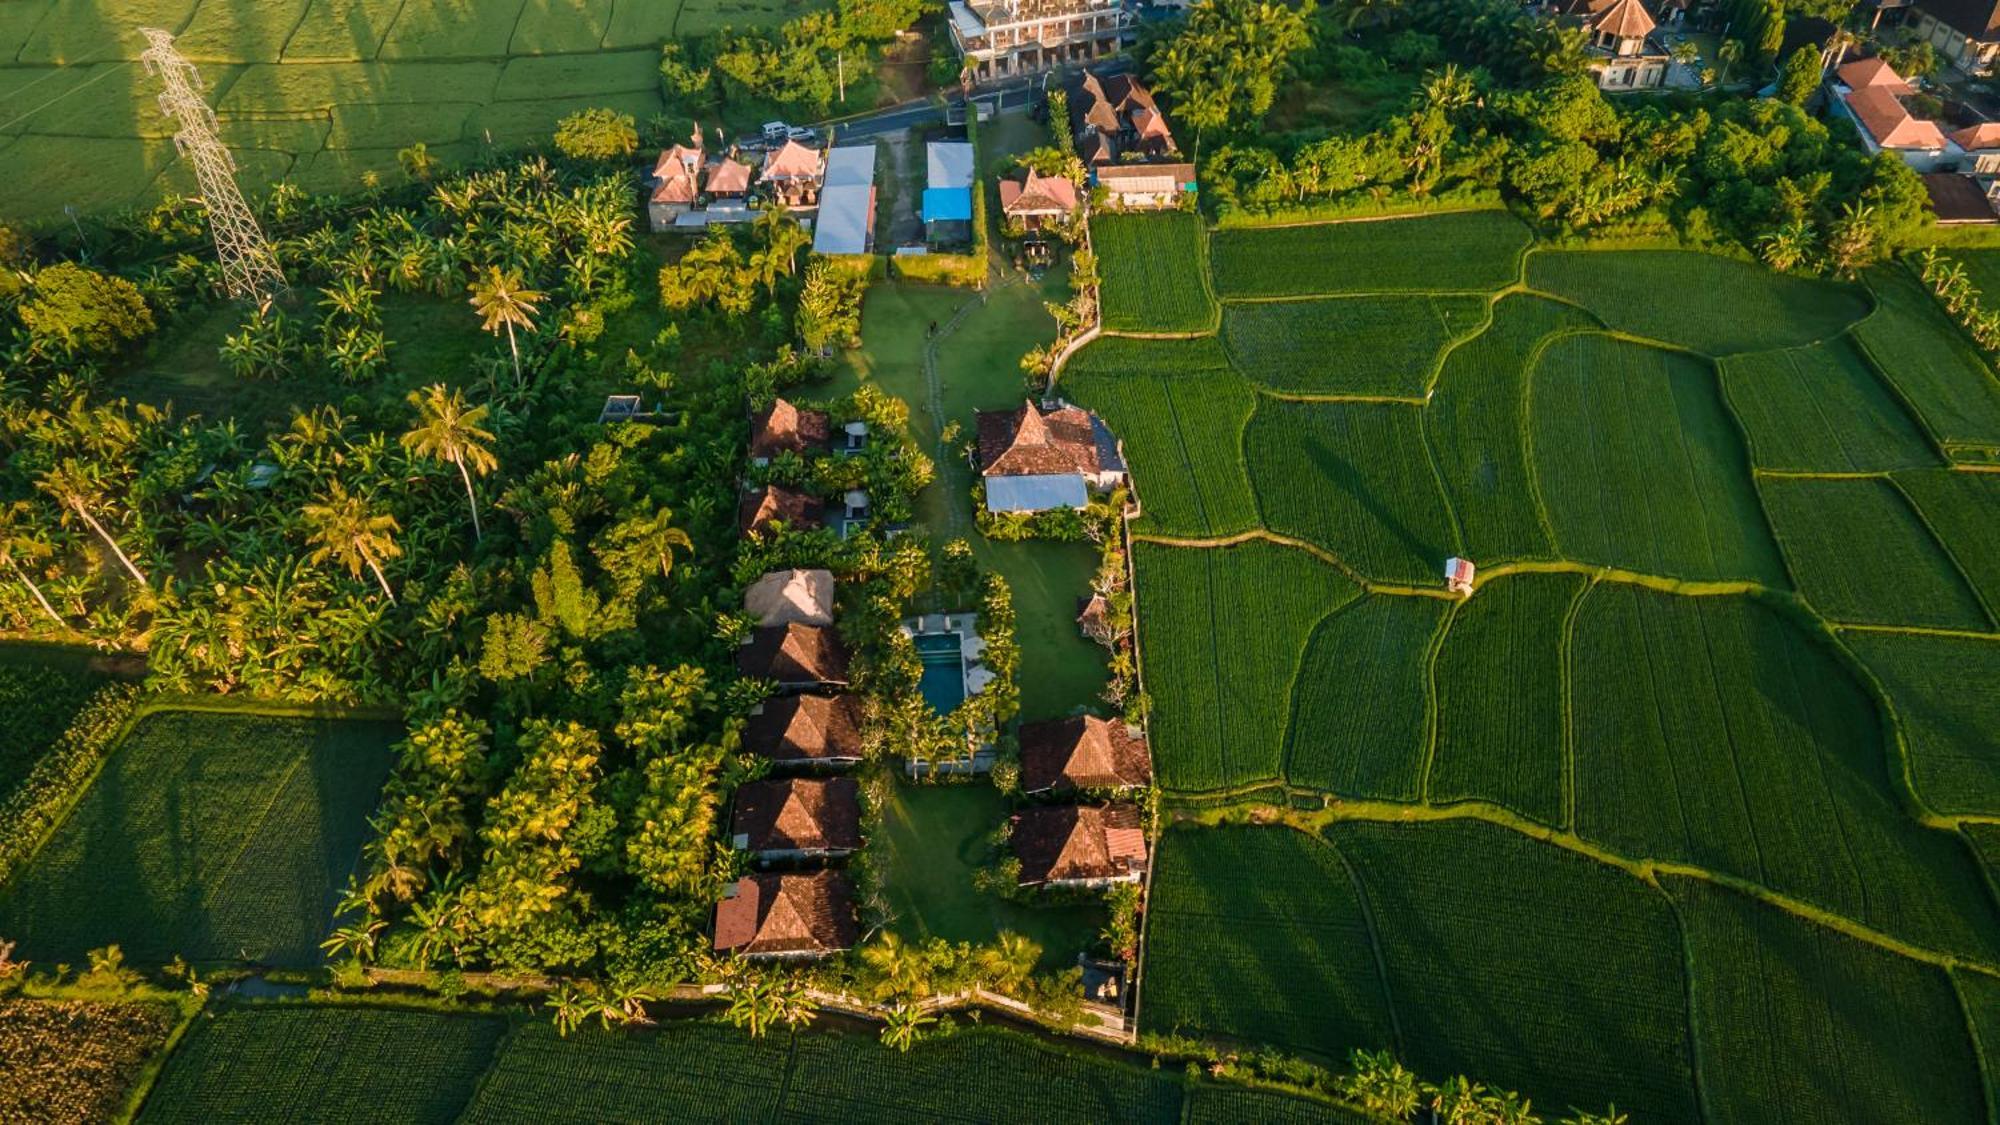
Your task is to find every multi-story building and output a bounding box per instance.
[1911,0,2000,73]
[945,0,1133,84]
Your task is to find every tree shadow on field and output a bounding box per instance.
[1298,432,1447,571]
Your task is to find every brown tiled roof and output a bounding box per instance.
[1838,56,1911,91]
[1588,0,1655,38]
[1077,593,1111,641]
[1097,163,1196,184]
[750,398,831,459]
[762,140,823,182]
[737,623,850,685]
[1955,122,2000,150]
[652,145,704,181]
[707,156,753,195]
[1080,132,1116,167]
[1924,173,2000,223]
[744,694,865,762]
[732,776,862,852]
[738,485,824,538]
[1013,803,1147,885]
[652,173,699,205]
[1018,716,1151,793]
[1845,86,1949,150]
[713,871,857,956]
[1001,170,1080,215]
[976,400,1106,477]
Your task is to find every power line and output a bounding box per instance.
[0,58,137,136]
[137,28,285,303]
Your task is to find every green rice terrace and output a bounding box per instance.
[1063,208,2000,1123]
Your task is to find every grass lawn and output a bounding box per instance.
[878,781,1104,968]
[833,271,1108,720]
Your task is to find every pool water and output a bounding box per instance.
[914,632,966,714]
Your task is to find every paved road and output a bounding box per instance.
[814,55,1136,142]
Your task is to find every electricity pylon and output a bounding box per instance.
[137,28,286,302]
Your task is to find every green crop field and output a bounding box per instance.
[1524,250,1871,355]
[1854,267,2000,463]
[1759,475,1989,629]
[0,653,108,802]
[1426,571,1584,823]
[0,0,835,222]
[1718,338,1938,472]
[1209,210,1530,297]
[1848,631,2000,817]
[1529,332,1786,584]
[1668,876,1986,1125]
[141,1006,505,1123]
[0,710,398,966]
[1244,399,1462,583]
[1094,212,1217,334]
[1132,540,1358,791]
[1896,468,2000,616]
[1060,366,1260,537]
[1220,294,1488,397]
[1283,594,1451,799]
[1076,222,2000,1118]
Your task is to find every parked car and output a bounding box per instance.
[788,126,820,144]
[762,121,791,142]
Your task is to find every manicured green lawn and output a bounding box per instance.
[878,781,1103,968]
[833,272,1107,720]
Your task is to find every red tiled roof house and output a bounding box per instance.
[1831,57,1952,170]
[1017,715,1151,794]
[1011,803,1148,888]
[744,693,865,768]
[974,399,1126,513]
[713,871,857,959]
[749,398,832,466]
[1000,169,1081,231]
[730,777,863,859]
[648,142,706,231]
[738,485,824,539]
[760,140,826,211]
[736,622,851,692]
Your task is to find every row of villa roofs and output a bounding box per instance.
[739,398,874,540]
[1827,56,2000,221]
[647,130,864,237]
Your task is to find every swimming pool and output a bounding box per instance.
[914,632,966,715]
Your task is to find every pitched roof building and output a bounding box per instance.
[1012,803,1148,887]
[1073,71,1176,163]
[744,693,866,766]
[749,398,832,463]
[738,485,824,539]
[945,0,1131,85]
[1077,592,1113,643]
[761,140,826,209]
[1831,57,1952,167]
[731,776,863,856]
[736,622,851,689]
[713,871,857,958]
[1018,715,1151,793]
[1000,170,1082,228]
[744,568,836,627]
[975,399,1126,512]
[707,155,754,197]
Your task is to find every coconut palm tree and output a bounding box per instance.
[0,502,63,627]
[595,506,692,594]
[467,267,543,385]
[401,384,498,542]
[36,460,147,587]
[1716,38,1744,85]
[303,482,403,603]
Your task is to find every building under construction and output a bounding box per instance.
[945,0,1133,84]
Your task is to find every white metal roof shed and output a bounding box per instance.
[927,141,975,191]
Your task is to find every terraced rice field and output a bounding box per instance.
[0,0,824,220]
[1068,213,2000,1118]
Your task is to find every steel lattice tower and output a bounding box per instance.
[138,28,286,302]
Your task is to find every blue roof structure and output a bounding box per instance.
[922,187,973,223]
[986,473,1088,513]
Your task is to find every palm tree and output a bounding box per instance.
[859,931,930,1002]
[0,502,63,627]
[724,973,785,1038]
[401,384,498,542]
[36,461,147,587]
[596,507,693,590]
[1716,39,1744,85]
[318,917,385,963]
[973,931,1040,991]
[467,267,543,385]
[303,482,403,603]
[879,1003,934,1053]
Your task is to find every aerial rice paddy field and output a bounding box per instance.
[1072,207,2000,1118]
[0,708,398,966]
[136,1004,1370,1123]
[0,0,831,222]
